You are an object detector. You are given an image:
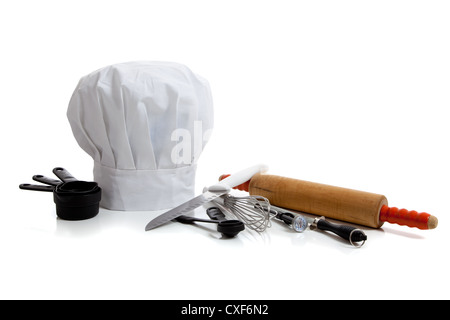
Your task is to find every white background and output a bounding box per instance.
[1,0,449,300]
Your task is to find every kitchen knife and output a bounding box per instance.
[145,164,268,231]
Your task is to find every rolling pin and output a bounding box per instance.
[219,173,438,230]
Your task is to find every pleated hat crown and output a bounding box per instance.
[67,61,213,210]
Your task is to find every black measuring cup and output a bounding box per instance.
[19,167,101,220]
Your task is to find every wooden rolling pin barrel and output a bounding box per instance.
[219,173,438,230]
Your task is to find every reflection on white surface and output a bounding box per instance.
[55,217,101,237]
[4,184,448,300]
[50,204,428,251]
[55,208,165,236]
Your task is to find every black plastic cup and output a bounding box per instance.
[19,167,102,221]
[53,182,101,220]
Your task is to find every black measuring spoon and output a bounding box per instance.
[207,206,245,238]
[175,207,245,238]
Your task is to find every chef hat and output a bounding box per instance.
[67,61,213,211]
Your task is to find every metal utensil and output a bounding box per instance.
[213,194,273,233]
[268,204,367,247]
[144,164,267,231]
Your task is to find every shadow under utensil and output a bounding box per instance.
[381,226,425,239]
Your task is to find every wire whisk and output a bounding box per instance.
[213,194,273,232]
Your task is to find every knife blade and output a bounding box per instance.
[145,163,268,231]
[145,188,228,231]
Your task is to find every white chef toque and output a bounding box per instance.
[67,61,213,211]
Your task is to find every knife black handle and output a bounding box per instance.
[316,219,367,244]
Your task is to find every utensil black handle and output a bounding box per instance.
[206,207,227,221]
[32,175,62,186]
[175,215,219,224]
[19,184,54,192]
[317,219,367,243]
[52,167,78,182]
[174,215,198,224]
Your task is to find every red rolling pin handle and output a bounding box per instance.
[379,206,436,230]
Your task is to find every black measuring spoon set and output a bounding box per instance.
[19,167,101,220]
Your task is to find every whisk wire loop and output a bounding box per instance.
[221,194,273,232]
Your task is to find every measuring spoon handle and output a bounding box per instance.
[33,175,62,186]
[175,215,219,224]
[206,207,227,221]
[52,167,78,182]
[19,184,54,192]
